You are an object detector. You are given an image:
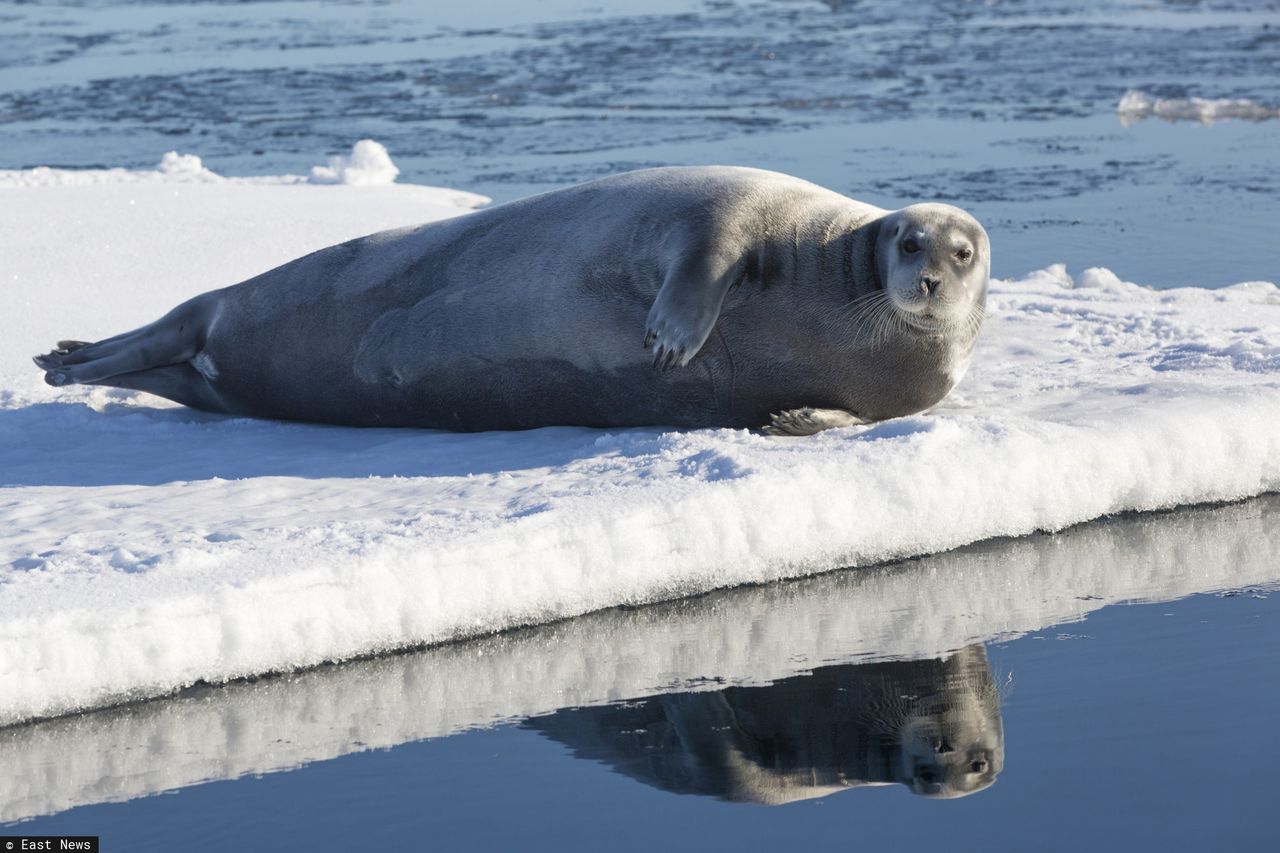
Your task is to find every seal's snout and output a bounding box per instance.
[912,765,946,795]
[920,275,943,296]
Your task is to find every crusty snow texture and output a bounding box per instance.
[2,155,1279,727]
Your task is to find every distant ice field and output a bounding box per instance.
[2,154,1279,726]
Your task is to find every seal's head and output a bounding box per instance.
[876,203,990,330]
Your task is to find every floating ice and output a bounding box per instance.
[308,139,401,186]
[1117,89,1280,125]
[1,159,1278,728]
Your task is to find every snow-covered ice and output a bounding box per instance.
[3,496,1277,823]
[2,151,1279,727]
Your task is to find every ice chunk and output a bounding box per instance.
[1117,89,1280,126]
[308,139,401,186]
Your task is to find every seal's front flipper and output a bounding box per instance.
[644,248,741,370]
[763,407,868,436]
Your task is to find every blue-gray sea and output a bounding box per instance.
[3,1,1279,850]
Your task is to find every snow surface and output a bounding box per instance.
[4,495,1278,823]
[2,151,1280,728]
[1117,89,1280,125]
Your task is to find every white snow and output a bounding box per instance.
[1117,88,1280,125]
[2,151,1279,728]
[308,139,401,186]
[0,143,459,194]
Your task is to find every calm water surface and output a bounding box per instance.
[3,1,1279,849]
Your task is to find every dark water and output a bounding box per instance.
[6,496,1280,851]
[2,0,1278,285]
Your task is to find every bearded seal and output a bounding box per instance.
[33,167,989,435]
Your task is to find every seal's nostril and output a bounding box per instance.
[920,276,942,295]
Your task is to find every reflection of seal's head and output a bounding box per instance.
[525,644,1004,804]
[892,649,1005,798]
[876,203,990,329]
[899,719,1001,799]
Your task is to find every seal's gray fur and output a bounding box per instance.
[34,166,990,433]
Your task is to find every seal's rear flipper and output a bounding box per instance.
[33,297,212,391]
[92,363,225,412]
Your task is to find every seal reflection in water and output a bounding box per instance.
[524,645,1004,803]
[34,167,990,434]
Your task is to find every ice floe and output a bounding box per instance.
[1117,89,1280,125]
[1,153,1278,727]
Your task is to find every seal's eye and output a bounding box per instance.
[902,237,921,255]
[969,759,988,773]
[955,247,973,262]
